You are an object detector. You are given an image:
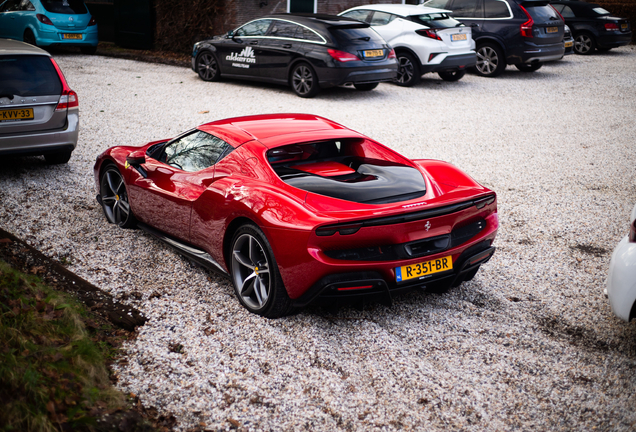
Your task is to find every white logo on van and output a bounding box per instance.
[227,46,257,64]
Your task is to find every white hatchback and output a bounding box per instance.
[606,203,636,322]
[339,4,475,86]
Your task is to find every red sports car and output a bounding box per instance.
[94,114,498,317]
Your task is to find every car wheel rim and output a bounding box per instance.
[476,47,498,75]
[100,169,131,226]
[397,57,414,84]
[575,35,591,54]
[232,233,271,311]
[197,53,217,80]
[292,66,313,95]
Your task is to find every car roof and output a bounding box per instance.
[198,114,362,148]
[264,13,371,27]
[343,4,451,16]
[0,38,52,56]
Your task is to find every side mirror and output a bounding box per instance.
[126,150,146,166]
[226,30,234,39]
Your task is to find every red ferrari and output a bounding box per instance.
[94,114,498,317]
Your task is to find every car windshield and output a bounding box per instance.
[592,7,610,15]
[329,26,385,46]
[0,55,61,97]
[41,0,88,14]
[410,13,463,28]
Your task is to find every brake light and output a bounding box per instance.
[88,16,97,26]
[416,29,442,41]
[550,5,564,22]
[519,5,534,38]
[36,13,53,25]
[49,58,79,110]
[388,48,396,59]
[327,49,360,62]
[605,23,619,31]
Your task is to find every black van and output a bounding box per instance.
[423,0,565,76]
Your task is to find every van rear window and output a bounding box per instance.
[41,0,87,14]
[0,56,62,97]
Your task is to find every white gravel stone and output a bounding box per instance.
[1,47,635,431]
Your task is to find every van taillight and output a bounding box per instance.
[56,90,79,110]
[519,5,534,38]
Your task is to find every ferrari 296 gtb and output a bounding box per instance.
[94,114,498,317]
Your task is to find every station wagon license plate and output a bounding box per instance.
[395,255,453,282]
[364,49,383,58]
[565,41,573,48]
[546,27,558,33]
[62,33,82,40]
[621,23,628,30]
[451,33,467,41]
[0,108,34,122]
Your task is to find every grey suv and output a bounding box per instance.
[0,38,79,163]
[423,0,565,77]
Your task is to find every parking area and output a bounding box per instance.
[1,48,635,430]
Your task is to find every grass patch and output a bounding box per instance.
[0,260,147,432]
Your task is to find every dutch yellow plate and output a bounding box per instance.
[0,108,34,122]
[62,34,82,39]
[621,23,628,29]
[396,255,452,282]
[565,41,573,48]
[364,49,383,58]
[451,33,468,41]
[547,27,558,33]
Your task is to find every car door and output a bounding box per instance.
[127,130,233,242]
[257,19,304,83]
[216,19,272,78]
[0,0,22,39]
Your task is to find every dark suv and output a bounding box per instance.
[423,0,565,76]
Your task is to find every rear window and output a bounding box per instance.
[524,5,561,22]
[592,7,610,15]
[410,13,463,28]
[329,26,386,47]
[0,55,62,97]
[41,0,88,14]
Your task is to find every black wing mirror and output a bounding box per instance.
[226,30,235,39]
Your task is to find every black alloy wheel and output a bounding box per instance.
[230,224,293,318]
[23,29,37,47]
[573,33,596,55]
[438,70,466,82]
[99,165,136,228]
[44,151,72,164]
[475,43,506,77]
[290,63,319,98]
[353,82,379,91]
[395,53,420,87]
[196,51,221,81]
[515,62,543,72]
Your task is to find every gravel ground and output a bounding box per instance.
[1,48,636,431]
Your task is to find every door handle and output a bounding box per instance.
[283,43,292,48]
[250,40,258,45]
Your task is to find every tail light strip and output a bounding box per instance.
[50,58,79,111]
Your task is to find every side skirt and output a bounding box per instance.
[137,223,229,278]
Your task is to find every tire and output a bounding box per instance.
[23,29,37,47]
[573,32,596,55]
[99,165,137,228]
[475,43,506,77]
[290,62,319,98]
[395,52,421,87]
[230,224,293,318]
[81,46,97,55]
[44,151,72,164]
[438,70,466,82]
[196,51,221,82]
[515,62,543,72]
[353,82,379,91]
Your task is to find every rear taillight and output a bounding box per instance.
[36,13,54,25]
[416,29,442,41]
[605,23,619,31]
[519,5,534,38]
[388,48,396,59]
[88,17,97,26]
[327,48,360,62]
[629,219,636,243]
[49,58,79,110]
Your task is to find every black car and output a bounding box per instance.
[551,1,632,55]
[191,14,398,98]
[424,0,565,77]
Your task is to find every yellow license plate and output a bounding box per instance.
[565,41,573,48]
[364,49,383,58]
[546,27,558,33]
[0,108,34,122]
[396,255,453,282]
[62,33,82,40]
[622,23,628,29]
[451,33,467,41]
